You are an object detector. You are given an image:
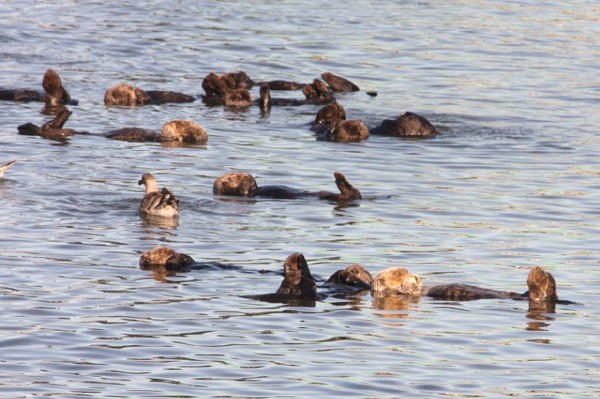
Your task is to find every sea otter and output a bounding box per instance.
[312,101,347,129]
[201,72,253,107]
[213,171,361,201]
[104,83,196,106]
[0,160,16,179]
[105,119,208,144]
[370,111,438,138]
[316,118,370,142]
[325,264,373,290]
[249,253,318,303]
[139,246,195,270]
[17,107,77,141]
[370,266,572,311]
[302,79,333,105]
[138,173,180,218]
[0,69,77,107]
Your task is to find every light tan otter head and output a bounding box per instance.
[527,266,558,303]
[104,84,151,106]
[160,120,208,144]
[213,172,258,197]
[371,267,423,296]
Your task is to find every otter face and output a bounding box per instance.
[104,84,151,106]
[213,172,258,197]
[371,267,423,297]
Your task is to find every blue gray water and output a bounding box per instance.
[1,1,599,397]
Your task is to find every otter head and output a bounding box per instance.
[371,267,423,297]
[527,266,558,304]
[326,264,373,289]
[104,84,151,106]
[315,101,346,125]
[213,172,259,197]
[160,120,208,144]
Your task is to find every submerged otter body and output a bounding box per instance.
[17,107,77,141]
[104,83,195,106]
[370,111,438,138]
[0,69,77,106]
[213,171,361,201]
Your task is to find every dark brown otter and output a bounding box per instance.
[201,72,253,107]
[0,69,77,106]
[325,264,373,290]
[302,79,333,105]
[316,118,370,142]
[139,246,195,270]
[104,83,195,106]
[17,107,77,141]
[370,111,438,138]
[213,171,361,201]
[250,253,318,303]
[321,72,360,92]
[313,101,347,126]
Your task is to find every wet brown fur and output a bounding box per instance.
[139,246,195,269]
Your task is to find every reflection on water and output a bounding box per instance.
[1,0,599,397]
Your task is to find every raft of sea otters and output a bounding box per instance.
[1,69,574,312]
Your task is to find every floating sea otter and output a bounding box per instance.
[311,101,369,142]
[139,246,195,270]
[104,83,196,106]
[17,107,77,141]
[213,171,361,201]
[370,111,438,138]
[201,72,253,107]
[249,253,318,304]
[105,119,208,144]
[370,266,573,311]
[0,69,77,107]
[138,173,180,218]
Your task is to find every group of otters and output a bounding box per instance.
[137,172,573,312]
[2,70,573,312]
[2,68,438,142]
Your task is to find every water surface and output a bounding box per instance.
[1,1,599,397]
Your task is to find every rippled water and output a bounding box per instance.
[1,1,599,397]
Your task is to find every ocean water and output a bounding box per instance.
[0,1,599,397]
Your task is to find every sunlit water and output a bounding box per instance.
[1,1,599,397]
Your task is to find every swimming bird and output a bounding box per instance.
[138,173,180,218]
[0,160,16,178]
